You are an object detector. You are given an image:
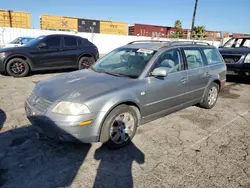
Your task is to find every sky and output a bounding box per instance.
[1,0,250,33]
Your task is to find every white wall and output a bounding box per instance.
[0,27,221,54]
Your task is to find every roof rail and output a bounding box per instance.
[167,40,211,46]
[127,40,167,45]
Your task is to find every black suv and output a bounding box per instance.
[0,34,99,77]
[219,36,250,77]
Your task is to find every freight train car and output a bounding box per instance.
[40,14,77,31]
[129,24,167,37]
[100,21,127,35]
[0,10,31,28]
[78,18,100,33]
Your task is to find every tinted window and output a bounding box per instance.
[203,48,223,64]
[153,49,181,73]
[77,38,84,45]
[64,36,77,46]
[44,36,61,47]
[184,49,203,69]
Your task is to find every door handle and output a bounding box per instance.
[181,77,188,84]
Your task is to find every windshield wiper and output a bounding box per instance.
[90,67,134,78]
[102,71,126,77]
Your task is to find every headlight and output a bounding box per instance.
[52,101,90,115]
[0,52,5,57]
[245,53,250,63]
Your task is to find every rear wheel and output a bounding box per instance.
[6,58,30,77]
[78,56,95,70]
[199,82,219,109]
[100,105,138,149]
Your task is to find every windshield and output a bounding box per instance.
[223,38,250,48]
[10,37,34,45]
[91,48,156,78]
[25,36,46,47]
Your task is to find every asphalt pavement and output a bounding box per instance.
[0,73,250,188]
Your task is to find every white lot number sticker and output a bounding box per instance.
[137,49,154,54]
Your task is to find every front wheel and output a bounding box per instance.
[199,82,219,109]
[6,58,30,77]
[78,56,95,70]
[100,105,138,149]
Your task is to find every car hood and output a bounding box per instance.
[0,46,29,52]
[34,69,136,102]
[218,47,250,55]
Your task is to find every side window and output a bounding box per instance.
[44,36,61,48]
[64,36,77,46]
[77,38,83,45]
[184,49,203,69]
[154,49,181,73]
[203,48,223,64]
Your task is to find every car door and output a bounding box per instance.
[143,48,188,117]
[182,47,211,102]
[61,35,79,68]
[33,36,64,69]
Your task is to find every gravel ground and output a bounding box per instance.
[0,72,250,188]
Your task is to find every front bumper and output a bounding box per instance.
[0,58,5,73]
[25,101,106,143]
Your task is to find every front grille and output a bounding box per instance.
[27,93,53,114]
[221,54,242,63]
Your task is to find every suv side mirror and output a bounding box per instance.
[151,67,168,77]
[38,42,48,49]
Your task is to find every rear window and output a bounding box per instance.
[64,36,77,46]
[184,49,204,69]
[203,48,223,64]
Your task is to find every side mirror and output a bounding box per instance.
[151,67,169,77]
[218,46,223,48]
[38,42,48,49]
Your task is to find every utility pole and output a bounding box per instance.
[191,0,198,38]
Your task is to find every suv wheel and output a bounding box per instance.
[200,82,219,109]
[78,56,95,70]
[6,58,30,77]
[101,105,138,149]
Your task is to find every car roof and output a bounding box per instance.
[122,41,215,51]
[232,36,250,39]
[37,34,88,40]
[38,34,86,39]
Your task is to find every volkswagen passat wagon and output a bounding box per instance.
[25,40,227,149]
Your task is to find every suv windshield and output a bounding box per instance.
[223,38,250,48]
[91,48,156,78]
[10,37,34,45]
[25,36,46,47]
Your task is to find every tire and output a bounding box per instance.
[6,58,30,77]
[199,82,219,109]
[78,56,95,70]
[100,105,138,149]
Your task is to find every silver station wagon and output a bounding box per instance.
[25,40,227,149]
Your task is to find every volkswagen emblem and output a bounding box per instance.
[31,96,40,106]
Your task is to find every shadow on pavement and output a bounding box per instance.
[0,109,6,130]
[0,124,145,188]
[0,126,91,188]
[93,143,145,188]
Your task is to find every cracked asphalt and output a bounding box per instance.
[0,73,250,188]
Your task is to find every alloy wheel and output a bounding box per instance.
[208,86,218,106]
[110,112,135,145]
